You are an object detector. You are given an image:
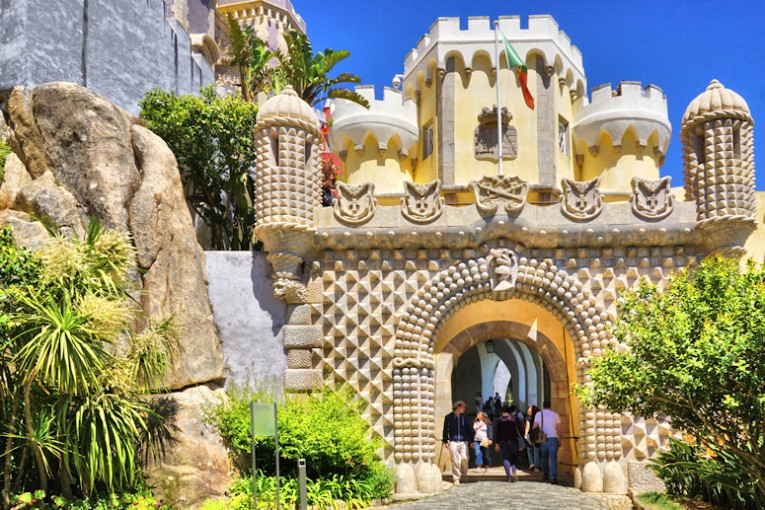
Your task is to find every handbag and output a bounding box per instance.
[531,410,548,445]
[530,428,547,445]
[480,437,492,448]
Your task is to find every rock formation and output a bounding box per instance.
[1,82,229,506]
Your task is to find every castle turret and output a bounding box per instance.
[253,86,322,299]
[572,82,671,195]
[329,86,418,197]
[681,80,756,226]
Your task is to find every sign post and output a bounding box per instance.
[250,402,280,510]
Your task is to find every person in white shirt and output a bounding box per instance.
[532,400,562,483]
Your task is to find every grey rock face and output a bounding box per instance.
[2,82,225,389]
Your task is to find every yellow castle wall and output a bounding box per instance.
[578,132,662,195]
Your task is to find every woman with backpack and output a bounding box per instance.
[524,405,542,471]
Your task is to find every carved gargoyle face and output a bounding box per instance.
[402,180,443,223]
[631,177,673,220]
[561,177,603,221]
[334,182,377,225]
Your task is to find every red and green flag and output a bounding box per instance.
[500,32,535,110]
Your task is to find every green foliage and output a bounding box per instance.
[226,14,276,101]
[650,438,759,509]
[201,468,394,510]
[203,383,393,509]
[139,86,258,250]
[581,257,765,507]
[0,221,177,506]
[206,383,383,479]
[0,139,11,182]
[635,491,684,510]
[9,489,171,509]
[274,31,369,108]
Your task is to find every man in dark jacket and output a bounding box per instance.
[442,400,474,484]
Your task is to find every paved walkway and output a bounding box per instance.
[380,469,614,510]
[382,480,609,509]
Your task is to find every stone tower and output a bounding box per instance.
[681,80,757,255]
[253,87,322,302]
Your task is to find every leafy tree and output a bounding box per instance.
[581,257,765,508]
[275,31,369,108]
[0,221,177,507]
[226,14,276,101]
[139,86,259,250]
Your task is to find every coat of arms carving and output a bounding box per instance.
[560,177,603,221]
[630,176,674,220]
[470,175,528,215]
[401,180,443,224]
[334,182,377,225]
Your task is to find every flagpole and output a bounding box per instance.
[494,20,503,176]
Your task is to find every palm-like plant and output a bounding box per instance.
[275,30,370,108]
[227,14,276,101]
[0,221,177,506]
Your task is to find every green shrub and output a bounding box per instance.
[9,489,171,509]
[204,383,394,509]
[651,438,758,509]
[1,221,177,504]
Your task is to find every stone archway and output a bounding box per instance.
[391,249,626,493]
[435,319,575,477]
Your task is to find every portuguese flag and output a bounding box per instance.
[501,32,535,110]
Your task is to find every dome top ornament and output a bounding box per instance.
[258,86,321,132]
[682,80,751,128]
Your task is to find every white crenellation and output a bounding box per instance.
[329,85,419,157]
[572,81,671,156]
[403,15,585,93]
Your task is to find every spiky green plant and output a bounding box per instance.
[0,221,177,506]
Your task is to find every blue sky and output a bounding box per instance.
[292,0,765,190]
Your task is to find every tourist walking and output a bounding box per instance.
[473,411,492,472]
[493,393,502,419]
[493,405,525,482]
[533,400,562,484]
[524,405,541,471]
[474,391,483,413]
[442,400,474,484]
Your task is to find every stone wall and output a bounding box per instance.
[0,0,215,114]
[205,251,287,388]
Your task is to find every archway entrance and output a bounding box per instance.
[433,299,580,479]
[451,339,549,416]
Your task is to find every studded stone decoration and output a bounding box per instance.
[470,175,528,215]
[561,177,604,221]
[620,415,675,461]
[316,249,447,453]
[681,81,757,227]
[487,248,518,291]
[630,177,674,221]
[401,180,444,224]
[253,87,322,300]
[334,182,378,225]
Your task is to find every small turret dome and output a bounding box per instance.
[258,86,320,131]
[682,80,751,128]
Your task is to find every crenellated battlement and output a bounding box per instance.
[573,81,671,151]
[329,85,418,156]
[403,15,585,91]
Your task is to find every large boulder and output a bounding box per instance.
[145,385,231,509]
[3,82,225,389]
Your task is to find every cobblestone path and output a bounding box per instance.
[381,479,611,510]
